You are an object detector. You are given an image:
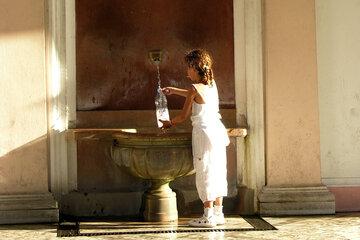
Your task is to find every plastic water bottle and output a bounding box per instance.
[155,85,170,128]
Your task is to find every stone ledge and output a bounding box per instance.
[0,193,59,224]
[67,127,247,141]
[258,186,335,216]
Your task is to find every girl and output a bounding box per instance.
[160,49,230,227]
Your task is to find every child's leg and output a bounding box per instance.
[203,200,214,217]
[188,200,216,227]
[204,201,213,209]
[214,197,223,206]
[214,197,223,215]
[214,197,226,225]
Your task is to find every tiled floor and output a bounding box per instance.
[0,213,359,239]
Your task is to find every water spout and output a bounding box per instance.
[149,50,162,66]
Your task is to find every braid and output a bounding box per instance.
[184,49,214,86]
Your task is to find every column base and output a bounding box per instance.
[258,186,335,216]
[0,193,59,224]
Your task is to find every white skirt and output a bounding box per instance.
[192,127,228,202]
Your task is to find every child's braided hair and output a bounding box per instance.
[184,49,214,86]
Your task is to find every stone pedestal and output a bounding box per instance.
[143,181,178,222]
[258,186,335,216]
[0,193,58,224]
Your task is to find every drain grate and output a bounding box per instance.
[57,222,80,237]
[242,215,277,231]
[57,216,276,237]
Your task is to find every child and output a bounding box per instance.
[160,49,230,227]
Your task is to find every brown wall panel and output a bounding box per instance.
[76,0,234,110]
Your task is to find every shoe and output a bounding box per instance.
[214,213,226,225]
[188,215,217,228]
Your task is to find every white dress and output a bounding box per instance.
[191,82,230,203]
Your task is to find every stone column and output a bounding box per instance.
[259,0,334,215]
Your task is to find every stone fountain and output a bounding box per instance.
[109,51,194,221]
[110,131,194,221]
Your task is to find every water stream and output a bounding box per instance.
[154,65,170,127]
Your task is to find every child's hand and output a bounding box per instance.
[161,87,173,95]
[159,119,172,129]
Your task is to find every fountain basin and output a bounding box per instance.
[110,131,194,222]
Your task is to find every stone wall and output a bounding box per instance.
[316,0,360,212]
[0,0,58,223]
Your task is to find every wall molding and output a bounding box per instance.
[0,194,58,224]
[322,177,360,187]
[45,0,77,195]
[234,0,265,213]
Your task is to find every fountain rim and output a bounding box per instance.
[112,132,192,147]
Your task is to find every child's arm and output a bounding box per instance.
[160,87,197,129]
[162,87,189,97]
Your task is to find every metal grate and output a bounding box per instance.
[243,215,277,231]
[57,215,276,237]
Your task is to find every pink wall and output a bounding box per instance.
[76,0,235,110]
[329,187,360,212]
[264,0,322,187]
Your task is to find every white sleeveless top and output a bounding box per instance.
[191,82,230,152]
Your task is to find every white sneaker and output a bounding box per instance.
[214,213,226,225]
[188,215,217,228]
